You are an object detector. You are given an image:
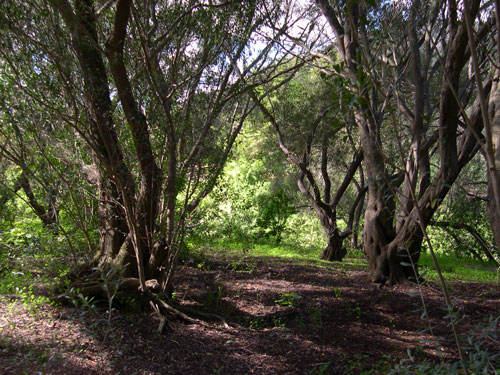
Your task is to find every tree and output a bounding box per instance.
[0,59,96,255]
[467,0,500,264]
[250,63,365,261]
[0,0,303,296]
[313,0,495,283]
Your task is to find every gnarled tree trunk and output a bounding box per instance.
[314,0,489,284]
[486,72,500,253]
[321,227,350,261]
[43,0,296,297]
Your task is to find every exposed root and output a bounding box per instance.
[149,297,248,332]
[149,300,210,333]
[56,264,244,332]
[156,299,210,328]
[176,304,247,330]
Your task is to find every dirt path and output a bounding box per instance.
[1,256,499,374]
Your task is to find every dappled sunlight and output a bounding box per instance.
[0,298,115,374]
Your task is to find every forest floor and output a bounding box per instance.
[1,250,499,375]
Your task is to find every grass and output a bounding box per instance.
[195,238,322,261]
[418,251,499,283]
[187,238,499,284]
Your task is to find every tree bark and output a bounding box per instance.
[315,0,487,284]
[50,0,137,275]
[18,173,58,228]
[321,227,351,261]
[484,1,500,255]
[486,72,500,252]
[348,184,366,249]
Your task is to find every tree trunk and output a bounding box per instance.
[18,172,58,228]
[487,73,500,252]
[487,179,500,252]
[361,188,397,283]
[51,0,137,275]
[320,227,350,261]
[95,174,135,276]
[348,184,365,249]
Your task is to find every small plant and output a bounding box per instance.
[345,302,361,320]
[248,317,263,329]
[275,292,302,307]
[69,289,97,313]
[309,306,323,331]
[216,285,223,309]
[97,266,120,323]
[309,361,330,375]
[20,288,51,314]
[272,317,286,329]
[206,284,224,310]
[333,287,342,299]
[229,258,255,274]
[0,268,51,313]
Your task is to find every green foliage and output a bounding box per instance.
[284,212,326,249]
[255,188,296,243]
[0,270,50,313]
[309,361,331,375]
[0,269,30,295]
[0,193,94,314]
[275,292,302,307]
[213,238,323,261]
[0,181,96,265]
[426,156,498,262]
[247,317,263,330]
[191,116,305,245]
